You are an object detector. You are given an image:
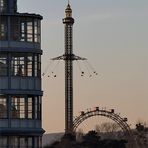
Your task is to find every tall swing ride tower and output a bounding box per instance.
[51,1,132,139]
[52,2,86,134]
[53,3,75,134]
[63,3,74,134]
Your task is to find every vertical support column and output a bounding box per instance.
[65,24,73,134]
[63,3,74,134]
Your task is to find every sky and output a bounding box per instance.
[18,0,148,133]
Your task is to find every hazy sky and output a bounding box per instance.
[18,0,148,133]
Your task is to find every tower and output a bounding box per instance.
[63,2,74,134]
[52,2,86,134]
[0,0,44,147]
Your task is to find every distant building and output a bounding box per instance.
[0,0,44,147]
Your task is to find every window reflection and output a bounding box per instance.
[0,54,7,76]
[0,0,7,13]
[0,16,41,42]
[0,136,7,147]
[28,97,33,119]
[10,95,41,119]
[0,17,7,40]
[35,96,41,120]
[10,17,20,41]
[0,136,41,147]
[0,95,7,118]
[10,17,41,43]
[11,54,25,76]
[0,95,41,119]
[11,96,25,118]
[11,53,41,77]
[27,21,33,42]
[0,53,41,77]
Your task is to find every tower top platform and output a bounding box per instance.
[63,2,74,24]
[65,2,72,18]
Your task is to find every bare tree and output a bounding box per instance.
[76,128,84,142]
[95,122,121,139]
[96,122,120,133]
[134,121,148,148]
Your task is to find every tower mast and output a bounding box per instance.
[51,2,86,134]
[63,2,74,134]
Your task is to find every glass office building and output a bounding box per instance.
[0,0,44,147]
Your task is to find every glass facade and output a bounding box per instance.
[0,0,7,13]
[0,54,7,76]
[0,16,7,40]
[0,136,7,148]
[0,16,41,42]
[0,53,41,77]
[0,136,42,148]
[0,95,41,119]
[0,1,44,147]
[11,95,41,119]
[0,95,7,118]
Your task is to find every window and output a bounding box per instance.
[0,53,41,77]
[20,21,26,41]
[10,17,20,41]
[0,17,7,40]
[10,136,34,148]
[11,53,25,76]
[34,19,41,43]
[0,136,41,148]
[34,137,42,148]
[0,54,7,76]
[20,137,27,147]
[0,24,5,37]
[28,97,33,119]
[27,55,33,76]
[11,96,25,118]
[27,21,33,42]
[1,16,41,42]
[35,54,41,77]
[11,53,41,77]
[0,136,8,147]
[10,136,19,147]
[34,55,38,77]
[35,96,41,119]
[0,95,7,118]
[0,0,4,8]
[20,17,41,43]
[0,0,7,13]
[28,137,33,147]
[11,95,41,119]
